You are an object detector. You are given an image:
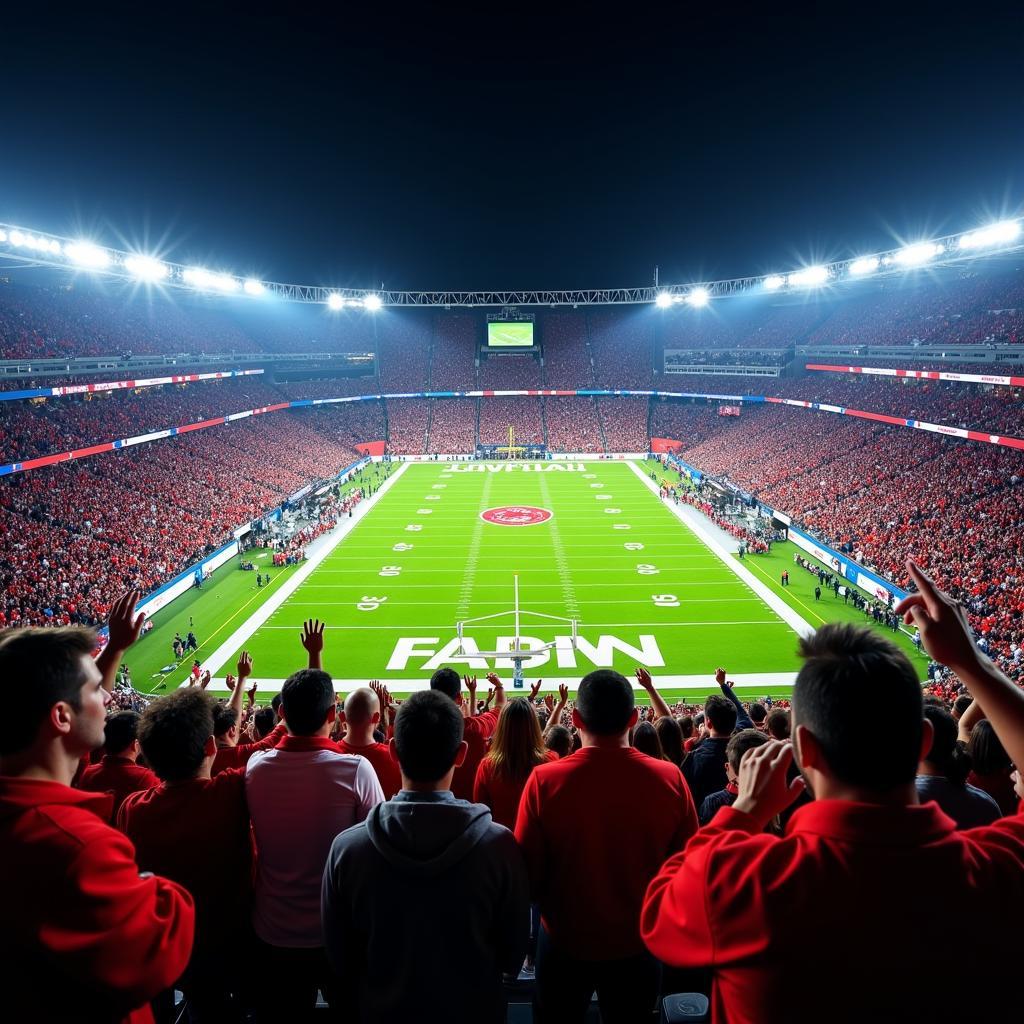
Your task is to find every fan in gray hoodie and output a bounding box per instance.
[322,689,529,1024]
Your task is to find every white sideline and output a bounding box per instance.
[198,672,799,694]
[625,460,815,640]
[184,462,411,686]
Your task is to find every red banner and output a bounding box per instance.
[650,437,682,453]
[355,440,387,457]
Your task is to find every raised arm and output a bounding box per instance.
[542,684,569,739]
[896,560,1024,776]
[301,618,325,671]
[715,667,753,730]
[227,651,252,719]
[486,672,507,710]
[95,590,145,693]
[635,667,672,722]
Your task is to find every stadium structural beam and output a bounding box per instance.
[2,218,1024,307]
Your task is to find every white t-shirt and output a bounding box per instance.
[246,735,384,947]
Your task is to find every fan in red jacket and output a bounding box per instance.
[0,594,194,1024]
[78,710,159,820]
[335,685,402,798]
[641,562,1024,1024]
[209,654,287,775]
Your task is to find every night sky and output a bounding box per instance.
[2,5,1023,292]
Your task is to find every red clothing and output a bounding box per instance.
[0,776,195,1024]
[514,745,697,960]
[211,721,287,775]
[474,749,559,829]
[641,800,1024,1024]
[967,768,1018,816]
[337,738,402,798]
[79,755,159,821]
[451,708,499,801]
[119,768,253,957]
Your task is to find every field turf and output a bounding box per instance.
[124,459,926,702]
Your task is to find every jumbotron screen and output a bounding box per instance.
[487,322,535,347]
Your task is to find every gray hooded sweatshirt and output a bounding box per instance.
[321,790,529,1023]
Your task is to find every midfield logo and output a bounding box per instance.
[480,505,553,526]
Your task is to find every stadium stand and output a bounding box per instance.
[543,396,604,452]
[478,397,544,445]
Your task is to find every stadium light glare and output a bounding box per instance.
[243,278,266,296]
[124,254,169,282]
[655,291,674,308]
[763,274,785,291]
[49,239,62,254]
[66,241,111,269]
[327,292,345,310]
[364,293,383,312]
[183,267,239,292]
[786,266,829,288]
[686,286,710,308]
[0,229,6,243]
[9,230,25,247]
[849,256,880,276]
[959,220,1021,250]
[890,241,944,266]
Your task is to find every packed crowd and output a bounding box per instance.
[4,566,1024,1023]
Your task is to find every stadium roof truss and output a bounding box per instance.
[1,217,1022,308]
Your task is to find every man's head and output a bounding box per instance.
[428,667,461,702]
[281,669,336,736]
[103,711,142,758]
[749,703,768,729]
[138,689,217,782]
[391,690,467,785]
[0,626,107,762]
[253,706,277,739]
[213,703,240,745]
[952,694,973,720]
[544,724,573,759]
[573,670,637,737]
[793,623,927,794]
[765,708,791,741]
[703,694,738,737]
[726,728,770,782]
[342,687,380,729]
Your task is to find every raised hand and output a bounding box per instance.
[544,693,554,714]
[557,683,569,706]
[225,673,236,692]
[106,590,146,652]
[732,740,806,831]
[635,666,654,690]
[200,669,212,690]
[301,619,325,668]
[484,687,495,708]
[715,667,727,687]
[529,678,543,701]
[894,560,981,673]
[247,682,258,704]
[237,650,253,681]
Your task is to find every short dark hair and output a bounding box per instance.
[794,623,922,789]
[952,695,973,718]
[271,693,282,714]
[922,705,971,786]
[726,728,770,773]
[749,702,767,725]
[765,708,791,740]
[429,667,461,701]
[138,689,217,782]
[253,706,276,738]
[281,669,335,736]
[212,703,239,738]
[103,711,141,755]
[544,724,573,759]
[0,626,96,756]
[576,670,635,736]
[704,694,738,735]
[393,690,464,783]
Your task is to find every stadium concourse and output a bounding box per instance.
[2,262,1024,1023]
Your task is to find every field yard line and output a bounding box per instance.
[625,460,815,639]
[538,474,580,618]
[456,473,492,617]
[255,619,790,629]
[188,462,412,683]
[198,671,799,693]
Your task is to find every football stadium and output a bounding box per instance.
[2,8,1024,1024]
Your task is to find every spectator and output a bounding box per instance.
[246,659,384,1018]
[515,668,698,1023]
[210,654,286,775]
[681,672,744,808]
[336,684,402,799]
[748,702,768,731]
[966,719,1018,816]
[641,561,1024,1024]
[322,690,529,1024]
[915,705,1000,829]
[544,724,573,759]
[120,677,256,1020]
[0,596,194,1024]
[654,715,685,768]
[474,695,558,829]
[765,707,791,740]
[78,709,159,820]
[429,666,504,801]
[631,720,667,760]
[698,728,769,826]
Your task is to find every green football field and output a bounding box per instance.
[125,458,926,702]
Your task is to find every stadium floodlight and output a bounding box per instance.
[763,274,785,291]
[243,278,266,296]
[9,230,25,246]
[959,220,1021,250]
[655,291,674,308]
[686,286,710,308]
[124,254,169,282]
[364,293,383,312]
[786,266,829,288]
[327,292,345,310]
[849,256,880,276]
[890,241,944,266]
[183,267,239,292]
[66,240,112,269]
